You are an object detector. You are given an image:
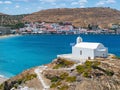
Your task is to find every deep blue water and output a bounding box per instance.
[0,35,120,77]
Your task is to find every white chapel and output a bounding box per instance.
[58,36,108,62]
[72,36,108,59]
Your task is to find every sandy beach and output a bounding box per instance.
[0,34,20,39]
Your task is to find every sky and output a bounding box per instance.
[0,0,119,15]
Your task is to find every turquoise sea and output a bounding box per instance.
[0,35,120,78]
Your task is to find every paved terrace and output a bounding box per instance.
[57,54,85,63]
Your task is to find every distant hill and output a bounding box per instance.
[23,7,120,28]
[1,7,120,28]
[0,14,28,27]
[0,13,5,15]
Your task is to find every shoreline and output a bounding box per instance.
[0,34,20,39]
[0,34,18,84]
[0,75,8,84]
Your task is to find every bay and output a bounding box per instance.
[0,34,120,77]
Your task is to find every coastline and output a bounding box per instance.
[0,75,8,84]
[0,34,19,84]
[0,34,20,39]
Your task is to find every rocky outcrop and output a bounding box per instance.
[0,57,120,90]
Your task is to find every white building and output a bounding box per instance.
[58,36,108,63]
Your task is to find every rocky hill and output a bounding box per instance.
[0,14,28,27]
[0,13,5,15]
[0,55,120,90]
[1,7,120,28]
[23,7,120,28]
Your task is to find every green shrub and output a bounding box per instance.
[51,76,60,82]
[92,61,101,67]
[17,79,23,84]
[0,74,37,90]
[76,61,100,73]
[22,74,37,83]
[85,61,93,67]
[13,74,37,88]
[85,61,100,67]
[76,60,114,78]
[50,83,57,88]
[60,72,69,80]
[76,65,85,74]
[53,58,75,69]
[49,73,69,82]
[63,59,74,66]
[66,76,76,82]
[59,85,69,90]
[50,81,62,88]
[91,65,114,77]
[0,84,3,89]
[83,72,91,78]
[76,61,101,78]
[53,64,63,69]
[105,70,114,76]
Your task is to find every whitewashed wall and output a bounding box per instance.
[94,44,108,58]
[94,48,108,58]
[72,47,94,61]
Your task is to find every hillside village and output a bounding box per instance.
[0,21,120,35]
[1,22,120,35]
[0,7,120,35]
[17,22,120,35]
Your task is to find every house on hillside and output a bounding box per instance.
[116,28,120,34]
[57,36,108,63]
